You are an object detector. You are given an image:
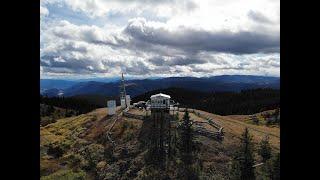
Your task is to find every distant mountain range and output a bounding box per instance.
[40,79,78,93]
[40,75,280,97]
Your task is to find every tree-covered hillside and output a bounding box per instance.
[40,95,103,115]
[133,88,280,115]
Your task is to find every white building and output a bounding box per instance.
[126,95,131,107]
[107,100,116,115]
[150,93,171,109]
[120,95,131,109]
[120,98,126,108]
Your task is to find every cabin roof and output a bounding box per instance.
[150,93,171,99]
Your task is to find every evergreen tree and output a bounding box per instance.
[177,109,198,179]
[261,152,280,180]
[272,153,280,180]
[47,105,55,116]
[178,110,193,165]
[230,128,255,180]
[230,159,242,179]
[258,136,272,162]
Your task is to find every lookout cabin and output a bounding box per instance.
[150,93,171,109]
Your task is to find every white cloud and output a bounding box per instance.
[40,0,280,78]
[59,0,198,18]
[40,6,49,16]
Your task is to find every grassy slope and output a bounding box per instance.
[41,107,280,179]
[226,109,279,125]
[189,109,280,150]
[40,107,145,179]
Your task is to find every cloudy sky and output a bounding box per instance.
[40,0,280,79]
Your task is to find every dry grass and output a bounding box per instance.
[41,106,280,179]
[127,108,147,116]
[189,109,280,151]
[40,106,145,179]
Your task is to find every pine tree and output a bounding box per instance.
[178,109,193,165]
[261,152,280,180]
[230,128,255,180]
[47,105,55,116]
[272,153,280,180]
[177,109,198,179]
[230,159,242,179]
[258,135,272,162]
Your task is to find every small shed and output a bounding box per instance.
[150,93,171,109]
[107,100,116,115]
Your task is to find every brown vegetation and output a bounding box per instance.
[40,107,280,179]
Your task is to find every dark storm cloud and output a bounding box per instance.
[41,55,107,74]
[190,65,246,73]
[124,19,279,54]
[149,56,207,66]
[51,25,118,47]
[41,66,92,74]
[122,61,151,75]
[40,54,154,76]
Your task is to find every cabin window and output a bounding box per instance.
[163,100,166,104]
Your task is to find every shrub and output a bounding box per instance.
[230,128,255,180]
[40,169,87,180]
[60,139,72,151]
[258,136,272,162]
[41,117,57,127]
[124,131,135,141]
[80,143,104,170]
[47,144,64,158]
[63,153,88,170]
[103,145,114,159]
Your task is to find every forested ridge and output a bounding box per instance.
[133,88,279,115]
[41,88,279,116]
[40,95,103,115]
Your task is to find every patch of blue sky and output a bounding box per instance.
[46,3,98,26]
[45,3,168,28]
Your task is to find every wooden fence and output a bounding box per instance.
[122,111,145,120]
[177,108,224,140]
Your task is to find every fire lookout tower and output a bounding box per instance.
[147,93,176,167]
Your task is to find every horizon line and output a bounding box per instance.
[40,74,280,80]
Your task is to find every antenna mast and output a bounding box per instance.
[121,72,127,108]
